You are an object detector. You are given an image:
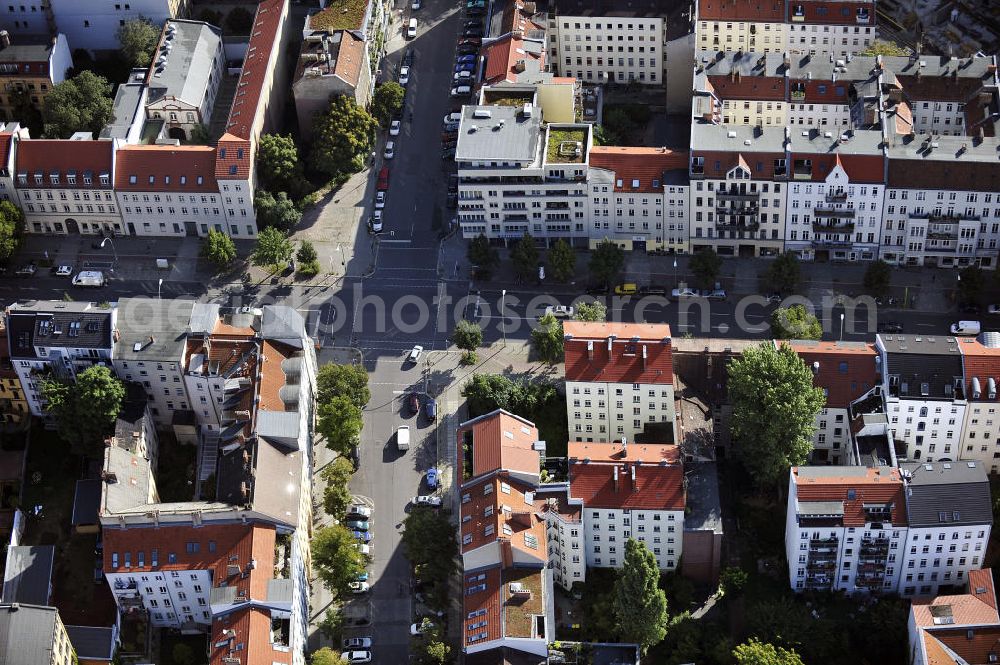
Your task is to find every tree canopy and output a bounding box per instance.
[733,638,805,665]
[316,395,364,457]
[511,233,539,282]
[575,301,607,322]
[548,238,576,282]
[200,229,237,270]
[589,239,624,288]
[763,252,801,295]
[401,507,457,611]
[321,457,355,517]
[0,200,24,262]
[452,320,483,352]
[770,304,822,340]
[370,82,405,127]
[255,190,301,232]
[316,363,370,409]
[251,227,294,268]
[310,648,342,665]
[468,234,499,280]
[118,17,159,68]
[531,312,564,363]
[859,40,909,56]
[41,365,125,458]
[224,6,255,34]
[728,343,825,487]
[863,259,892,297]
[311,525,365,596]
[256,134,304,195]
[689,248,722,289]
[42,71,114,138]
[614,539,668,652]
[309,95,377,178]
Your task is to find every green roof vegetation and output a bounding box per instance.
[504,568,544,637]
[309,0,368,31]
[546,127,588,164]
[483,92,534,107]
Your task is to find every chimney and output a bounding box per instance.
[641,345,648,369]
[587,339,594,359]
[0,31,9,50]
[607,336,613,354]
[621,436,628,458]
[631,464,637,492]
[613,465,619,493]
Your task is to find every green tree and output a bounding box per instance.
[42,71,114,138]
[733,638,805,665]
[689,248,722,289]
[316,363,370,409]
[770,304,822,340]
[321,457,355,517]
[589,239,624,288]
[255,190,302,232]
[224,6,255,34]
[370,82,405,127]
[468,233,499,280]
[415,638,451,665]
[763,252,801,295]
[311,525,365,596]
[575,301,607,322]
[859,39,909,56]
[189,123,212,145]
[117,17,159,68]
[251,227,294,268]
[309,95,377,177]
[200,228,237,270]
[958,265,986,306]
[863,259,892,297]
[548,238,576,282]
[614,539,668,652]
[171,643,194,665]
[531,312,564,364]
[452,320,483,352]
[0,200,24,262]
[310,647,341,665]
[719,566,749,597]
[728,343,825,487]
[401,507,457,610]
[40,365,125,458]
[256,134,304,194]
[296,240,321,276]
[511,233,539,282]
[316,395,364,457]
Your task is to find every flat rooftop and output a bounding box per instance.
[546,126,589,164]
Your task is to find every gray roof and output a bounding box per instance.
[786,52,881,82]
[548,0,676,18]
[697,50,787,79]
[261,306,307,345]
[101,445,155,516]
[787,127,885,156]
[456,105,543,163]
[0,38,55,65]
[256,411,301,449]
[145,20,222,110]
[115,297,195,361]
[879,334,966,400]
[7,301,114,356]
[683,462,723,534]
[71,479,102,526]
[114,388,152,452]
[690,123,788,153]
[880,54,997,84]
[188,303,221,334]
[798,500,847,515]
[267,578,293,603]
[0,603,60,665]
[902,460,992,527]
[100,73,146,140]
[886,131,1000,164]
[210,585,237,606]
[66,625,116,660]
[1,546,54,605]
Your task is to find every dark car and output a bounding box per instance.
[463,26,483,37]
[425,398,437,421]
[403,48,415,67]
[408,392,420,414]
[585,284,608,295]
[877,320,903,333]
[959,303,981,314]
[457,37,481,46]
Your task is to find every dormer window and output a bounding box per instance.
[50,172,59,185]
[220,148,226,159]
[83,174,92,186]
[237,148,244,159]
[631,179,640,189]
[33,172,42,185]
[149,175,155,184]
[180,176,187,185]
[17,173,26,185]
[196,176,203,185]
[129,175,137,184]
[793,4,804,15]
[67,172,76,185]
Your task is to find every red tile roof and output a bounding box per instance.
[588,147,689,193]
[971,570,999,611]
[210,606,292,665]
[460,474,547,560]
[463,565,503,646]
[570,458,684,511]
[0,133,13,170]
[786,340,878,408]
[707,74,785,101]
[15,139,114,188]
[224,0,286,141]
[568,441,679,464]
[913,570,1000,628]
[692,149,787,179]
[698,0,785,21]
[795,1,875,24]
[563,321,673,385]
[958,338,1000,402]
[458,410,541,480]
[215,135,253,181]
[790,78,851,104]
[791,466,907,526]
[483,35,545,85]
[114,146,219,192]
[924,626,1000,665]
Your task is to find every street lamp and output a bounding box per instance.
[673,258,678,286]
[337,244,346,269]
[100,237,118,272]
[839,312,845,341]
[157,278,163,300]
[501,289,507,348]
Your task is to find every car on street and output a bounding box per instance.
[16,263,36,277]
[463,26,483,37]
[457,44,478,55]
[425,467,439,489]
[374,191,386,209]
[451,85,472,97]
[542,305,574,319]
[443,111,462,125]
[348,504,372,518]
[376,166,389,190]
[356,571,370,582]
[389,119,401,136]
[425,398,437,421]
[349,581,370,594]
[704,285,727,300]
[352,530,372,542]
[353,543,371,556]
[412,495,442,507]
[454,62,475,73]
[369,211,383,233]
[342,638,372,650]
[951,320,982,336]
[398,66,410,85]
[441,147,456,159]
[346,519,369,531]
[458,37,481,46]
[340,650,372,663]
[614,283,638,295]
[403,48,415,66]
[453,70,473,82]
[407,18,417,38]
[672,287,699,299]
[877,320,903,333]
[383,141,395,159]
[456,54,477,63]
[443,121,459,132]
[411,0,421,8]
[54,264,73,276]
[410,620,435,636]
[408,392,420,414]
[764,292,783,304]
[408,345,423,364]
[988,304,1000,314]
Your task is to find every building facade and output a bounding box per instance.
[956,335,1000,473]
[0,602,75,665]
[908,569,1000,665]
[47,0,189,53]
[0,31,72,123]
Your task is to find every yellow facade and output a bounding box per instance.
[698,21,788,53]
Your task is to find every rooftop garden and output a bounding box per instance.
[309,0,368,31]
[546,127,588,164]
[504,568,545,637]
[483,91,534,107]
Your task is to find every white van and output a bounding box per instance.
[950,321,982,336]
[407,18,417,38]
[72,270,105,287]
[397,425,410,450]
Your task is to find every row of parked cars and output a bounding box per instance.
[341,502,375,663]
[450,2,483,97]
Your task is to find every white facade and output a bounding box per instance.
[48,0,188,53]
[696,19,788,54]
[116,356,188,426]
[899,524,991,597]
[106,568,213,628]
[785,22,875,56]
[886,399,965,462]
[689,167,787,258]
[567,381,676,443]
[786,99,851,128]
[218,179,256,238]
[549,14,664,85]
[17,170,124,236]
[812,406,851,464]
[960,401,1000,473]
[117,188,231,238]
[584,507,683,571]
[909,99,969,137]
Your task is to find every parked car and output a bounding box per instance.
[407,18,417,38]
[402,48,415,67]
[342,638,372,650]
[377,166,389,190]
[410,620,435,636]
[15,263,36,277]
[441,147,456,159]
[443,121,459,132]
[764,292,783,304]
[408,345,423,363]
[443,111,462,125]
[72,270,106,287]
[453,70,473,82]
[454,63,475,74]
[458,37,481,46]
[348,504,372,518]
[951,320,981,336]
[988,304,1000,314]
[408,392,420,414]
[614,283,638,295]
[412,495,442,507]
[450,85,472,97]
[353,543,371,556]
[54,264,73,276]
[877,320,903,333]
[352,530,372,543]
[463,19,482,29]
[457,44,478,55]
[463,26,483,37]
[704,284,727,300]
[349,581,369,594]
[374,191,386,209]
[425,398,437,421]
[425,468,439,489]
[369,211,383,233]
[389,119,401,136]
[356,571,370,582]
[346,519,370,531]
[340,650,372,663]
[383,141,395,159]
[398,66,410,85]
[456,54,477,63]
[543,305,574,319]
[671,287,698,299]
[411,0,421,8]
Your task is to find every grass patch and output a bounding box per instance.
[599,103,651,145]
[546,128,588,164]
[309,0,369,31]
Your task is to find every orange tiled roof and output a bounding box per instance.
[707,74,785,101]
[958,338,1000,402]
[563,321,673,385]
[224,0,285,141]
[797,1,875,24]
[458,410,541,480]
[925,626,1000,665]
[569,458,685,511]
[460,474,547,560]
[259,340,296,412]
[210,606,292,665]
[588,147,688,193]
[15,139,114,188]
[214,135,253,181]
[114,146,219,192]
[568,441,679,464]
[483,35,544,85]
[462,565,503,646]
[0,133,13,169]
[786,340,878,408]
[791,466,907,526]
[698,0,785,21]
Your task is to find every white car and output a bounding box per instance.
[349,581,370,594]
[671,287,699,299]
[341,651,372,664]
[543,305,574,319]
[408,345,423,363]
[383,141,395,159]
[443,112,462,125]
[412,495,442,507]
[342,638,372,650]
[410,621,434,636]
[411,0,421,8]
[374,191,386,209]
[348,504,372,518]
[389,120,401,136]
[353,543,371,556]
[453,70,472,82]
[399,66,410,85]
[54,264,73,277]
[450,85,471,97]
[407,18,417,38]
[988,304,1000,314]
[369,211,383,233]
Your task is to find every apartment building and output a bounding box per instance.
[47,0,190,53]
[5,300,116,417]
[563,321,676,444]
[0,317,28,426]
[456,103,594,247]
[570,441,685,572]
[534,484,586,590]
[0,122,27,203]
[787,340,878,465]
[0,31,71,123]
[956,335,1000,472]
[877,333,967,462]
[587,146,689,252]
[457,409,552,660]
[785,465,908,594]
[898,460,992,597]
[0,602,75,665]
[908,569,1000,665]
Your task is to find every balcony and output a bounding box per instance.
[545,202,570,210]
[909,212,980,223]
[810,536,839,546]
[504,214,528,221]
[791,90,806,101]
[793,169,812,180]
[812,222,855,233]
[716,221,760,232]
[826,190,848,203]
[814,207,856,219]
[791,12,804,21]
[717,189,759,202]
[717,204,759,216]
